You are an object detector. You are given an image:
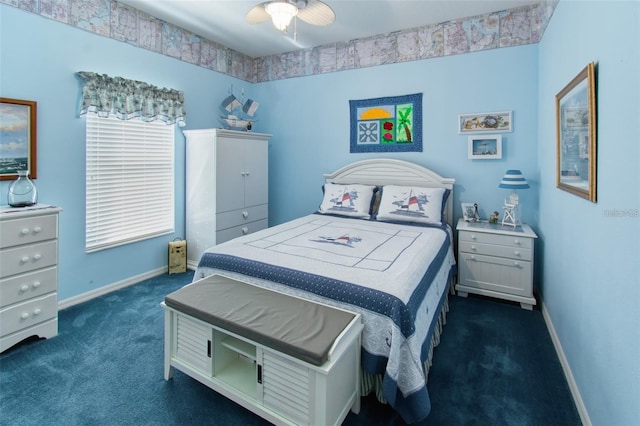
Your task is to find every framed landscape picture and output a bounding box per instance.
[0,97,37,180]
[556,63,597,202]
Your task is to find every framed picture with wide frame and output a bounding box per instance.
[349,93,422,153]
[468,134,502,159]
[556,62,597,202]
[0,97,37,180]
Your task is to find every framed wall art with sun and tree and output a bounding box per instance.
[349,93,422,153]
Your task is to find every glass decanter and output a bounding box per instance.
[8,170,38,207]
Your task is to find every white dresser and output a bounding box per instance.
[184,129,270,268]
[455,219,538,310]
[0,205,62,352]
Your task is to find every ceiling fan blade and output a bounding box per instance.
[297,0,335,26]
[246,3,270,24]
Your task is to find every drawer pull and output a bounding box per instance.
[33,308,42,316]
[21,227,30,235]
[469,255,476,261]
[33,226,42,233]
[513,261,520,267]
[20,285,29,292]
[241,227,249,234]
[33,281,41,289]
[471,235,476,240]
[242,211,249,219]
[514,239,521,245]
[21,256,30,263]
[471,245,477,251]
[514,251,521,257]
[33,253,42,261]
[21,312,29,320]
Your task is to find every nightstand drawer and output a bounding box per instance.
[459,253,532,297]
[459,241,532,261]
[459,230,532,249]
[0,214,58,249]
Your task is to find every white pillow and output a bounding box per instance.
[317,183,377,219]
[375,185,447,225]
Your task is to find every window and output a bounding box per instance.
[85,114,175,252]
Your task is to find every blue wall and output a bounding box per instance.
[537,1,639,425]
[256,47,539,226]
[0,5,259,300]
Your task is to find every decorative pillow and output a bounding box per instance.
[317,183,377,219]
[375,185,449,225]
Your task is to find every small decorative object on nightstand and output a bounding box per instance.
[456,218,538,310]
[489,211,500,224]
[498,169,529,227]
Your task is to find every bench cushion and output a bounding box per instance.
[165,275,357,366]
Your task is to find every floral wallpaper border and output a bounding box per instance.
[2,0,558,83]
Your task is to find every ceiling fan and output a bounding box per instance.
[246,0,335,38]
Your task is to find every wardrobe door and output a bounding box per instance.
[243,138,268,208]
[216,137,246,213]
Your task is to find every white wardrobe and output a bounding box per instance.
[185,129,270,268]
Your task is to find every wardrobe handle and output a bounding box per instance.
[241,227,249,234]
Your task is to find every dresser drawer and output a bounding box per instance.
[216,219,268,244]
[0,214,58,248]
[0,240,58,278]
[216,204,268,231]
[458,240,532,261]
[0,267,57,309]
[458,230,532,249]
[0,293,57,337]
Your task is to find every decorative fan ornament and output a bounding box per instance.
[247,0,335,34]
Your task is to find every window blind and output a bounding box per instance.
[86,114,175,252]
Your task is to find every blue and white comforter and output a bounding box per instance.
[193,214,456,423]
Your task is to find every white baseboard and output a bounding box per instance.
[540,299,591,426]
[57,267,167,311]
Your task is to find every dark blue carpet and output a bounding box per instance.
[0,272,580,425]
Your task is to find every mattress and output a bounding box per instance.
[193,214,456,423]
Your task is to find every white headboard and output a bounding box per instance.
[323,159,456,228]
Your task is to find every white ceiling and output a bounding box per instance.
[118,0,539,58]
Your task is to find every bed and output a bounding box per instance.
[191,159,456,423]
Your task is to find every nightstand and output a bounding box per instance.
[455,218,538,310]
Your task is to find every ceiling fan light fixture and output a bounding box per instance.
[265,1,298,31]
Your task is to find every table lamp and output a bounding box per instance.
[498,170,529,227]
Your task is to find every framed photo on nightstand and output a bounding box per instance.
[461,202,480,222]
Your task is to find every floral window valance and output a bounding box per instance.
[77,72,186,127]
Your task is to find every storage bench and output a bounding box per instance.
[163,274,363,426]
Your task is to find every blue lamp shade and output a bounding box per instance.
[499,170,530,189]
